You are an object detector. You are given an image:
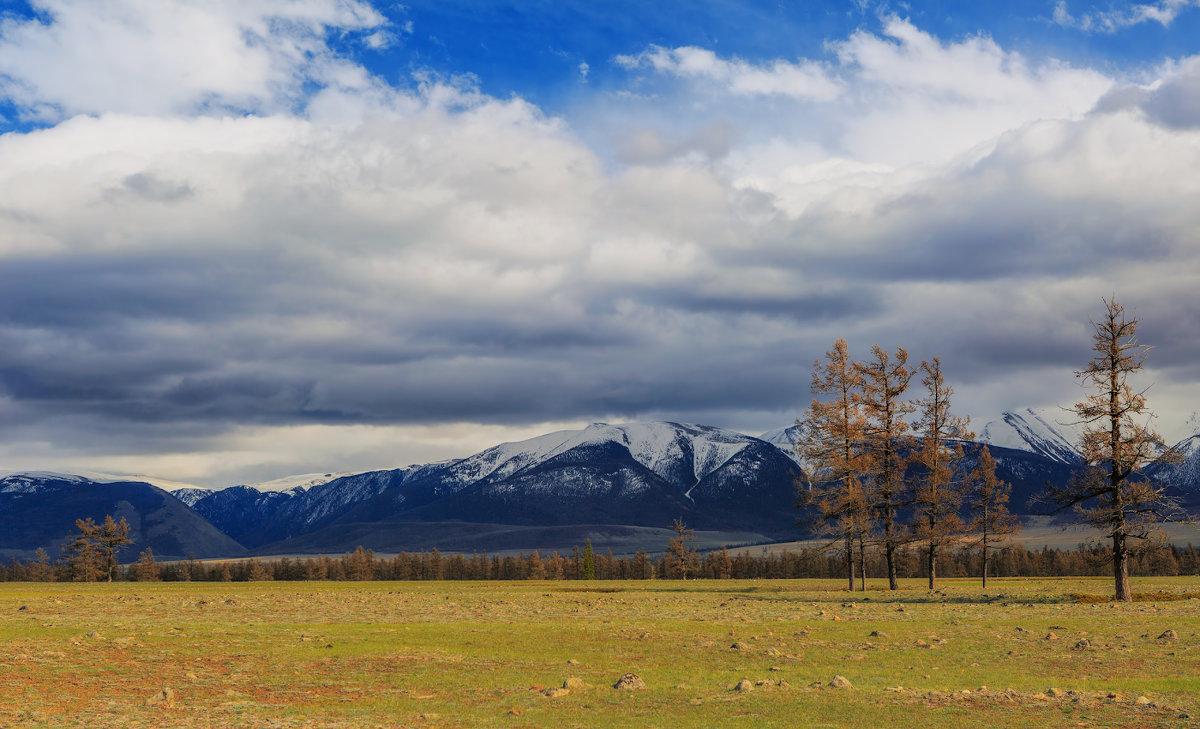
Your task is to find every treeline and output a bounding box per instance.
[4,542,1199,583]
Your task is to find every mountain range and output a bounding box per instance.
[2,409,1198,561]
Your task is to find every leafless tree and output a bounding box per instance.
[1038,298,1187,601]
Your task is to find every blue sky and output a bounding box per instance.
[0,0,1199,486]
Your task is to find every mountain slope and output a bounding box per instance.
[0,474,246,561]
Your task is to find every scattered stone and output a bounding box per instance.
[869,630,887,638]
[86,631,101,639]
[734,679,754,693]
[755,680,771,687]
[914,639,931,649]
[1046,688,1064,697]
[419,713,440,720]
[563,677,586,691]
[1044,632,1059,641]
[542,687,570,698]
[1158,630,1179,641]
[1073,639,1091,651]
[613,673,646,690]
[145,687,174,707]
[507,708,524,716]
[17,605,27,611]
[730,642,750,651]
[566,658,581,666]
[885,686,905,693]
[185,673,198,680]
[828,675,853,689]
[1135,695,1153,706]
[769,666,782,672]
[832,615,843,621]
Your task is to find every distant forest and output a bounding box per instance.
[4,542,1199,583]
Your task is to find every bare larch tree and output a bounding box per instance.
[963,445,1020,588]
[856,345,915,590]
[799,338,871,591]
[1040,298,1186,601]
[911,357,973,591]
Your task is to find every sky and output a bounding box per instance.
[1,0,1200,488]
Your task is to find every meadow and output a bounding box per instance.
[2,577,1197,728]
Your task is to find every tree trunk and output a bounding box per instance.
[858,535,867,591]
[845,533,854,591]
[1113,532,1131,602]
[927,542,936,591]
[981,543,989,589]
[885,544,898,590]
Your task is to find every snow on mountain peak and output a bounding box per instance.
[0,471,92,494]
[240,472,355,493]
[447,421,756,490]
[978,407,1084,464]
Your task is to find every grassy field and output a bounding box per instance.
[2,577,1198,728]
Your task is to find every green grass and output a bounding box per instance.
[2,577,1198,728]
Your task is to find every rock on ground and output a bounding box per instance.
[613,673,646,690]
[829,675,853,689]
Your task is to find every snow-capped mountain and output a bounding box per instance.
[978,408,1085,465]
[182,421,804,552]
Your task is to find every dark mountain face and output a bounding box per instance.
[0,474,245,561]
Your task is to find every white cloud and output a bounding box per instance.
[1053,0,1199,32]
[616,45,841,101]
[0,0,386,119]
[607,17,1112,170]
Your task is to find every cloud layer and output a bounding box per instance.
[1,3,1199,485]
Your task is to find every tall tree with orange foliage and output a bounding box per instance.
[798,338,871,591]
[855,345,915,590]
[911,357,972,591]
